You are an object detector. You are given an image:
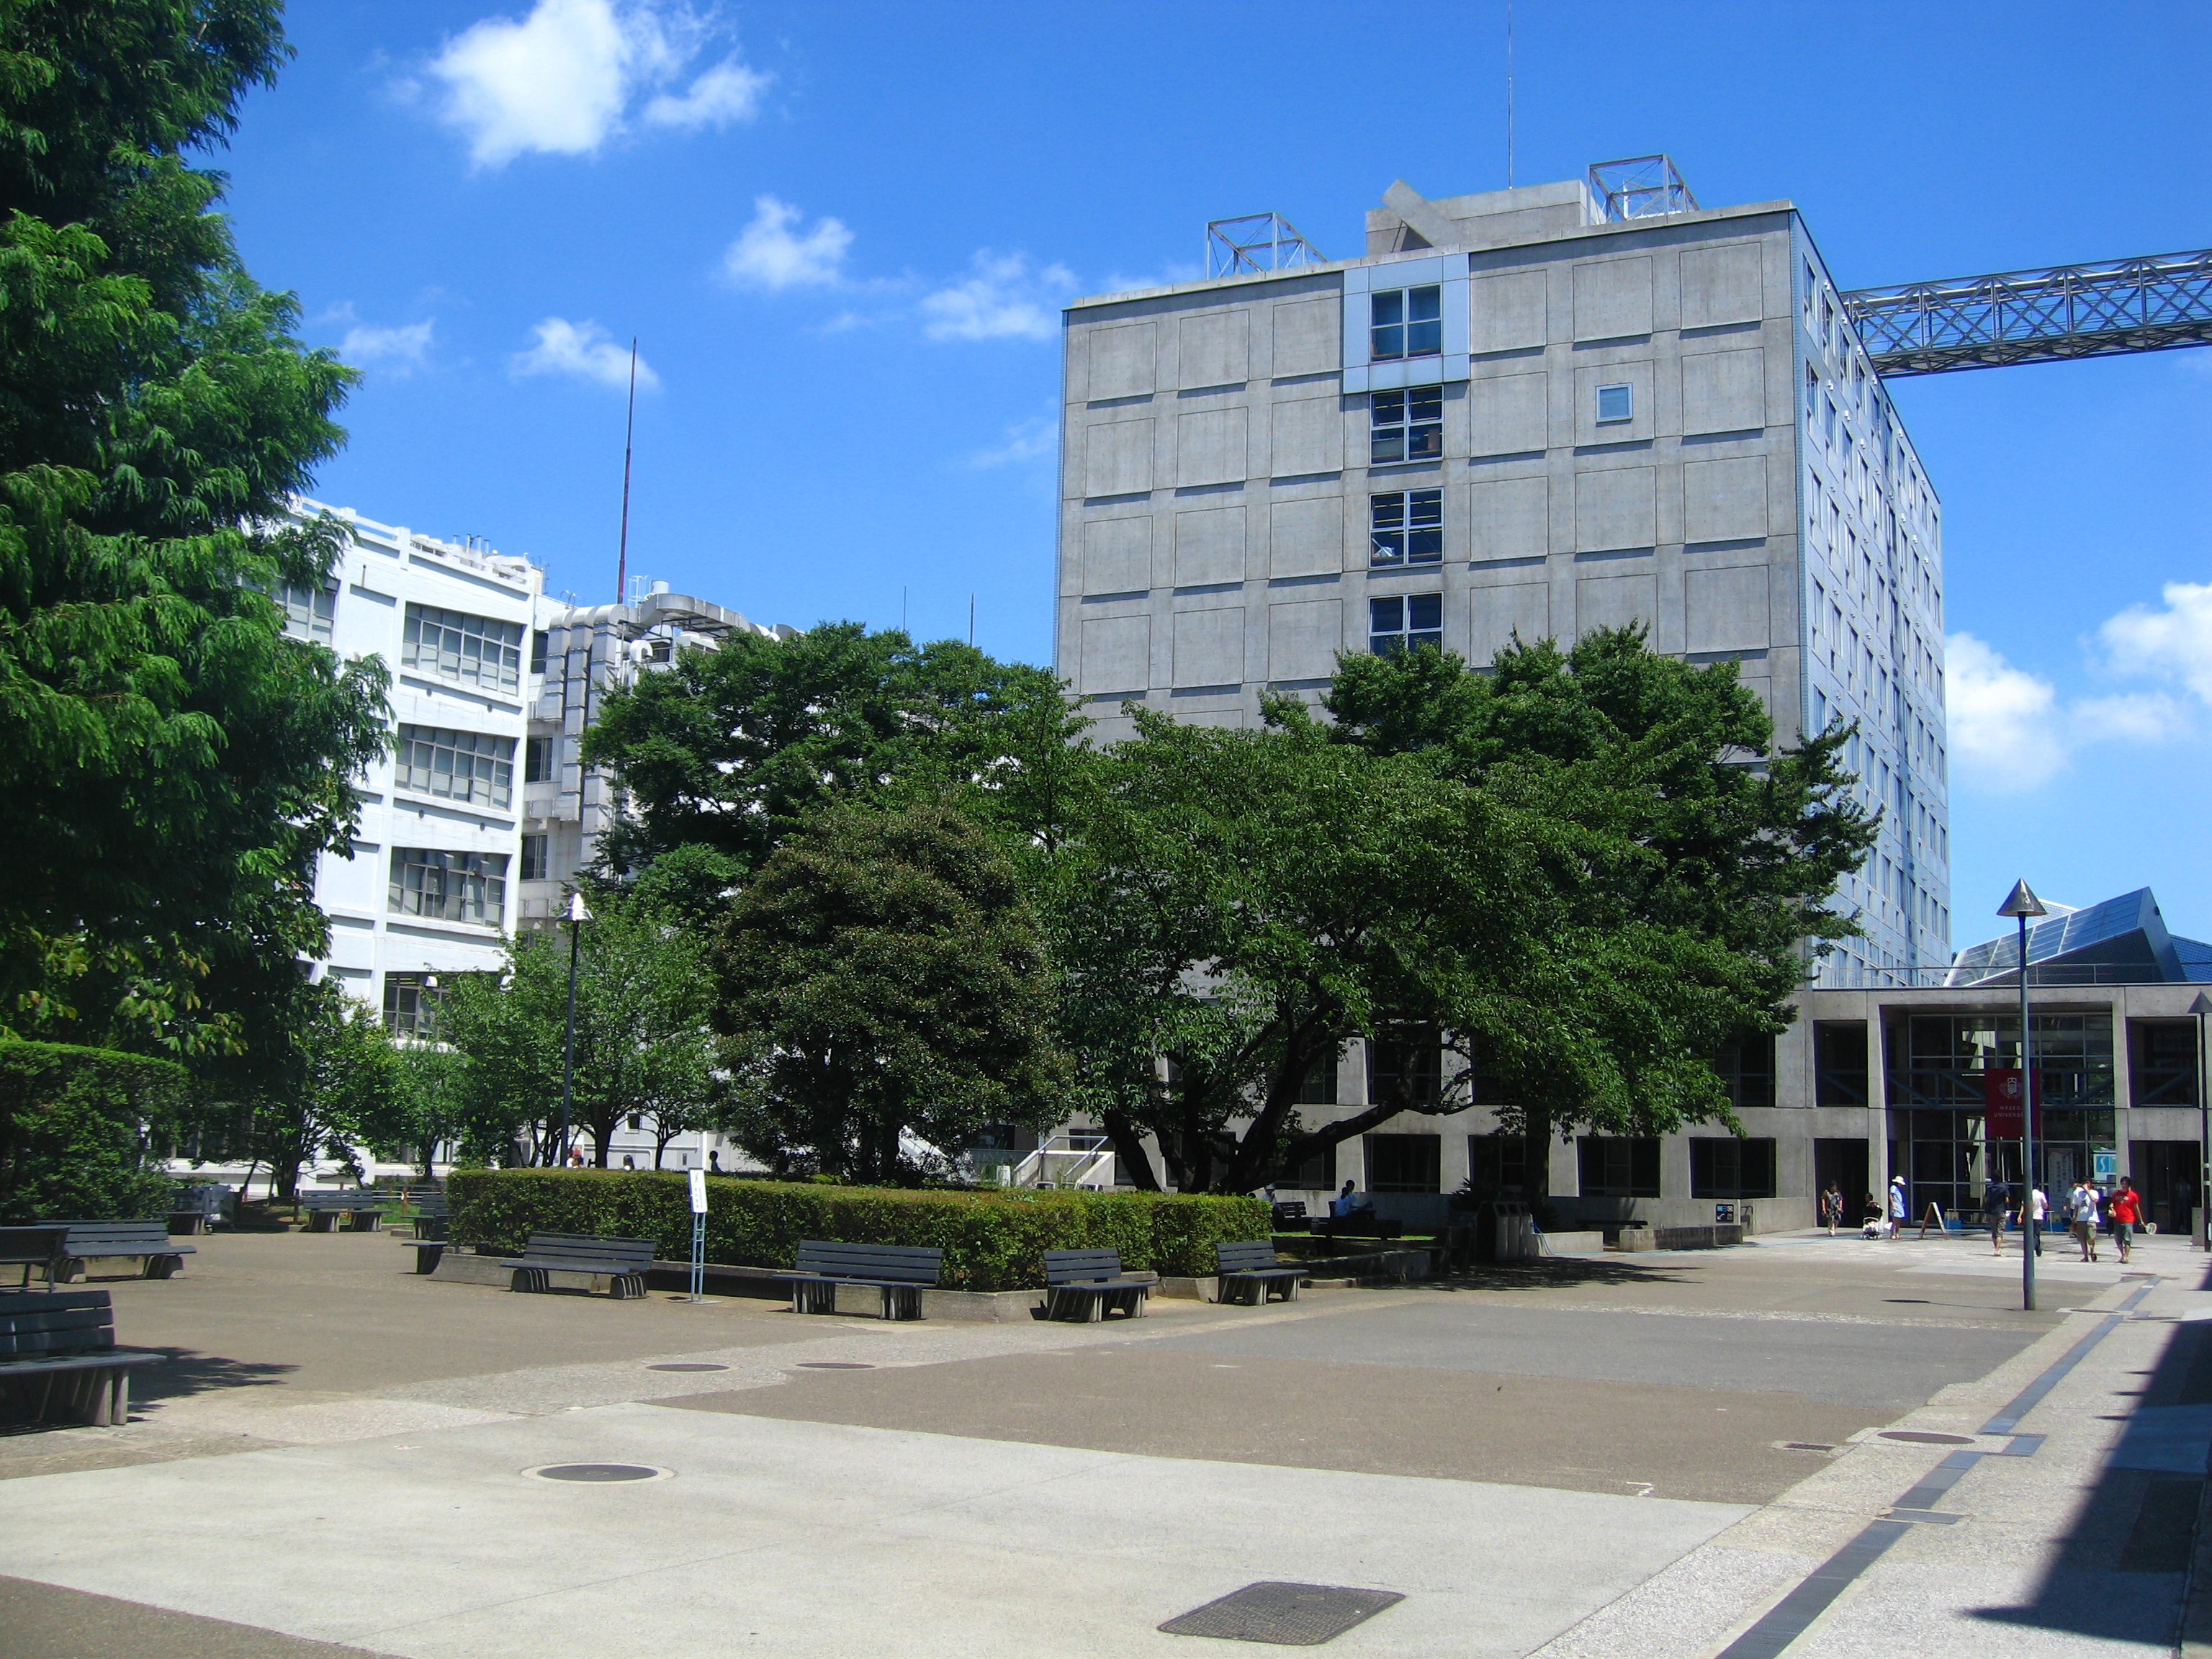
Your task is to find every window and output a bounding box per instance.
[1691,1137,1776,1199]
[1369,1025,1442,1109]
[1596,382,1633,425]
[1370,489,1442,567]
[1578,1136,1661,1197]
[1815,1021,1869,1105]
[1370,594,1442,656]
[1370,387,1442,464]
[627,1114,644,1131]
[381,973,444,1038]
[1295,1046,1338,1105]
[1467,1132,1534,1197]
[389,847,508,928]
[530,629,549,675]
[1370,284,1442,361]
[1712,1033,1776,1110]
[274,581,336,644]
[2131,1022,2198,1107]
[402,603,524,695]
[524,735,554,784]
[1366,1133,1441,1193]
[519,832,548,884]
[393,724,515,811]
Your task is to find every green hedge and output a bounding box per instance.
[447,1170,1270,1291]
[0,1040,192,1223]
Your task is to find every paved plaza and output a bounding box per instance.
[0,1228,2202,1657]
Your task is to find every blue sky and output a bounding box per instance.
[222,0,2211,945]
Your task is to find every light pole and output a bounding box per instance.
[559,889,593,1167]
[1999,880,2048,1312]
[2191,992,2212,1249]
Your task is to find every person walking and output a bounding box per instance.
[2021,1179,2048,1254]
[2072,1181,2102,1262]
[2110,1177,2142,1265]
[1820,1181,1844,1236]
[1887,1174,1908,1239]
[1984,1177,2014,1255]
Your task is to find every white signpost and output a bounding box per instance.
[687,1169,708,1303]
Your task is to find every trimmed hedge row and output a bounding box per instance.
[0,1040,192,1223]
[446,1170,1270,1292]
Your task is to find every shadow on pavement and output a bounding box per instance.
[1408,1259,1695,1292]
[1972,1309,2210,1642]
[134,1348,297,1401]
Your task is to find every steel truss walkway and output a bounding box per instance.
[1844,248,2212,377]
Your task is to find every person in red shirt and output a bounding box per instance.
[2110,1177,2144,1265]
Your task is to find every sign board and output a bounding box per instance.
[1983,1068,2042,1138]
[2093,1148,2119,1184]
[688,1169,708,1215]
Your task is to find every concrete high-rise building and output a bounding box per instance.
[1053,165,1950,987]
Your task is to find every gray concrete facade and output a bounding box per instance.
[1053,176,1949,987]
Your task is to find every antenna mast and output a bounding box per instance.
[1506,0,1516,188]
[616,337,637,604]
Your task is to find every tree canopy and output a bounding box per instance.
[0,1,388,1058]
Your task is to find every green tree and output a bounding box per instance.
[434,904,715,1169]
[0,1038,192,1220]
[248,986,405,1199]
[0,2,389,1056]
[1033,630,1876,1193]
[709,804,1069,1184]
[580,621,1071,879]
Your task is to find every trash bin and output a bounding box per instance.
[1476,1201,1534,1262]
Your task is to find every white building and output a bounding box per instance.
[272,498,788,1177]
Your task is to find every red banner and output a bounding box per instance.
[1984,1068,2041,1136]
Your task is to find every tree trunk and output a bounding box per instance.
[1102,1110,1160,1191]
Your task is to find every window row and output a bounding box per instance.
[1280,1131,1781,1198]
[274,580,335,644]
[403,602,525,695]
[394,724,515,811]
[388,846,507,929]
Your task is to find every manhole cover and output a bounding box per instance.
[524,1463,670,1483]
[796,1361,874,1370]
[1781,1442,1838,1452]
[1159,1582,1403,1645]
[1879,1431,1974,1445]
[646,1362,729,1372]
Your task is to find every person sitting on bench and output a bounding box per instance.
[1331,1180,1375,1218]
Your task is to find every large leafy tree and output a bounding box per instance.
[1031,631,1876,1193]
[0,3,388,1056]
[580,621,1072,879]
[709,804,1068,1184]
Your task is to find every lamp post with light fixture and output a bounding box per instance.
[559,889,593,1167]
[2192,992,2212,1249]
[1999,880,2048,1312]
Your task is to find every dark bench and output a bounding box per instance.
[1271,1200,1311,1231]
[48,1221,194,1282]
[779,1241,943,1321]
[0,1226,68,1291]
[1041,1249,1151,1322]
[299,1190,386,1232]
[1215,1239,1306,1306]
[401,1190,450,1241]
[1309,1212,1404,1243]
[499,1232,656,1299]
[169,1183,232,1234]
[0,1290,163,1428]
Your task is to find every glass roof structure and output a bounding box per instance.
[1948,887,2212,986]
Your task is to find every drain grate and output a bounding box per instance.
[1879,1430,1975,1445]
[525,1463,670,1483]
[1781,1442,1838,1452]
[1159,1582,1403,1646]
[646,1362,729,1372]
[796,1361,874,1370]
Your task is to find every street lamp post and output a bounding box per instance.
[559,889,593,1167]
[1999,880,2049,1313]
[2191,992,2212,1250]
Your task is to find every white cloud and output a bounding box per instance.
[509,318,660,390]
[968,417,1057,469]
[721,196,852,290]
[642,57,769,129]
[920,251,1076,342]
[339,319,436,372]
[2099,581,2212,703]
[423,0,766,168]
[1947,633,2067,788]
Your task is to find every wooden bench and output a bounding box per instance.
[1309,1212,1404,1244]
[299,1190,387,1232]
[402,1190,450,1241]
[1271,1200,1312,1231]
[0,1290,163,1428]
[397,1234,449,1274]
[498,1232,656,1299]
[48,1221,194,1282]
[0,1226,68,1291]
[778,1241,943,1321]
[1041,1249,1151,1322]
[168,1184,231,1235]
[1215,1239,1306,1306]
